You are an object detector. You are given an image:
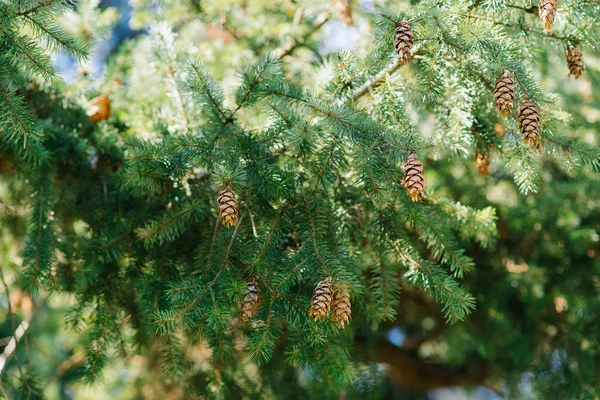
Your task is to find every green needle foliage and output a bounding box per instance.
[0,0,599,398]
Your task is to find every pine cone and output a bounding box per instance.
[401,152,425,202]
[539,0,556,31]
[517,98,541,148]
[240,278,260,323]
[309,277,334,320]
[566,45,585,79]
[217,185,238,227]
[474,149,490,176]
[394,20,413,65]
[88,95,111,122]
[334,0,354,25]
[331,286,351,328]
[493,70,515,118]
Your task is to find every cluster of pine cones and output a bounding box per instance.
[237,276,352,329]
[309,277,352,328]
[493,71,542,150]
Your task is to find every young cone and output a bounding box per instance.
[518,98,542,149]
[334,0,354,25]
[539,0,557,31]
[332,285,351,328]
[394,20,413,65]
[401,152,425,202]
[474,150,490,176]
[217,185,238,227]
[566,45,585,79]
[493,70,515,117]
[309,277,334,320]
[240,278,260,323]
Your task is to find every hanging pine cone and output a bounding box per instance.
[474,149,490,176]
[493,70,515,118]
[240,278,260,323]
[518,98,542,148]
[401,152,425,202]
[88,95,111,122]
[539,0,557,31]
[331,285,351,328]
[566,45,585,79]
[334,0,354,25]
[309,277,334,320]
[394,20,413,65]
[217,185,238,227]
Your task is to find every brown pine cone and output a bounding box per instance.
[566,45,585,79]
[539,0,557,31]
[517,98,541,148]
[331,285,351,328]
[474,149,490,176]
[493,70,515,118]
[309,277,334,320]
[394,20,413,65]
[240,278,260,323]
[217,185,238,227]
[88,95,111,122]
[401,152,425,202]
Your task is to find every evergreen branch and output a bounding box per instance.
[303,199,331,275]
[15,1,52,17]
[1,28,56,78]
[416,220,475,278]
[506,3,539,13]
[391,241,475,323]
[233,56,280,113]
[161,214,245,322]
[187,62,230,123]
[0,83,42,152]
[160,268,224,323]
[249,202,290,268]
[345,42,422,104]
[346,57,402,104]
[22,15,89,61]
[465,14,573,42]
[544,135,600,169]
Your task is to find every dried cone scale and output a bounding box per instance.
[309,277,334,320]
[332,285,351,328]
[217,185,238,227]
[394,20,413,65]
[518,98,542,148]
[493,70,515,117]
[474,150,490,176]
[566,45,585,79]
[539,0,557,32]
[401,152,425,202]
[240,278,260,323]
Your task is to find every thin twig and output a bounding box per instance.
[345,44,422,104]
[273,12,329,59]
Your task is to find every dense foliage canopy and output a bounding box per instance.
[0,0,599,398]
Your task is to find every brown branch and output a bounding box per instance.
[16,1,52,17]
[375,342,489,392]
[345,44,422,104]
[273,13,329,59]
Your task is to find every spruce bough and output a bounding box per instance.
[0,0,599,398]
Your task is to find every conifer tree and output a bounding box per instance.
[1,0,599,398]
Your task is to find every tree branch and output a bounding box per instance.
[273,12,329,59]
